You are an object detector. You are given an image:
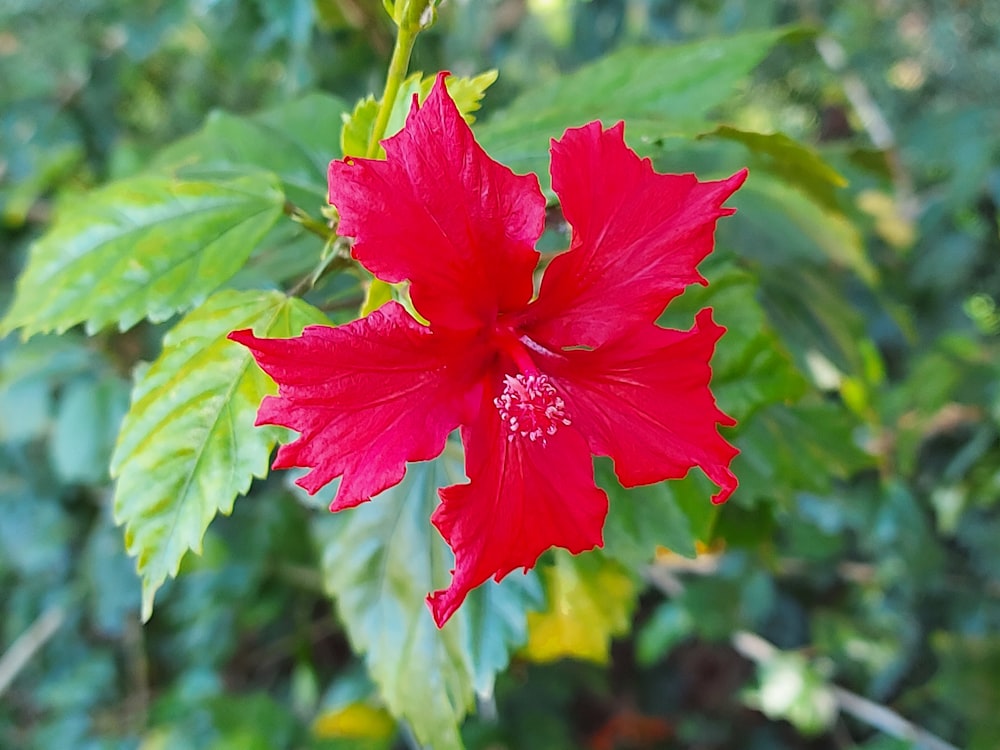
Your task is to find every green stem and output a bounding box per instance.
[365,13,420,158]
[282,200,334,241]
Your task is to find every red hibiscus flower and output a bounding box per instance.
[229,73,746,627]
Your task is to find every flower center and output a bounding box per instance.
[493,372,571,446]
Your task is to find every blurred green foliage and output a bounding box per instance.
[1,1,998,749]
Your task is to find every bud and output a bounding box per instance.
[383,0,438,31]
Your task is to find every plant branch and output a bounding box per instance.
[646,559,959,749]
[0,605,65,698]
[731,631,960,750]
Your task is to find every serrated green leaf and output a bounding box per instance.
[477,27,802,186]
[341,95,379,158]
[521,551,636,665]
[388,70,496,134]
[699,126,848,211]
[312,449,541,749]
[1,173,285,339]
[442,70,498,124]
[111,289,329,620]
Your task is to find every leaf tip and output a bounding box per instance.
[140,581,159,623]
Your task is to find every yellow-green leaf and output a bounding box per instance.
[111,289,329,620]
[521,552,636,664]
[360,278,394,317]
[1,172,285,339]
[439,70,498,124]
[312,702,396,741]
[340,95,380,159]
[341,71,498,160]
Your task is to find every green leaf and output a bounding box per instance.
[636,601,694,667]
[698,126,848,211]
[388,71,497,133]
[111,289,329,620]
[755,264,871,379]
[0,333,100,444]
[1,173,285,339]
[930,634,1000,750]
[155,93,349,208]
[734,402,872,505]
[477,27,803,186]
[723,171,876,285]
[462,558,543,697]
[659,258,808,423]
[312,449,541,749]
[601,469,721,569]
[50,376,130,484]
[360,278,394,317]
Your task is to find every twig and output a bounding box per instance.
[731,631,960,750]
[645,552,721,596]
[0,605,66,698]
[282,200,336,241]
[830,687,958,750]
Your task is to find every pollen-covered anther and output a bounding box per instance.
[493,372,571,446]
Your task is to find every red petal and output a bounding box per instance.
[524,121,746,348]
[328,73,545,332]
[427,390,608,626]
[228,302,479,510]
[552,309,738,504]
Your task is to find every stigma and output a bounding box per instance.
[493,373,571,446]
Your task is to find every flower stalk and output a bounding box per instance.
[367,0,436,158]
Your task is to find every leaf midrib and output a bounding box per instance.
[138,297,290,590]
